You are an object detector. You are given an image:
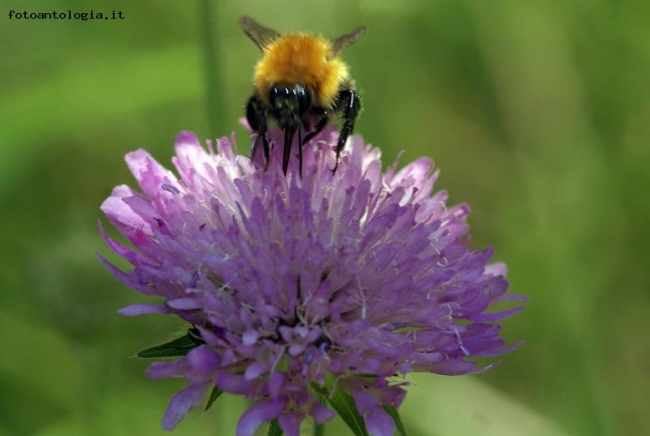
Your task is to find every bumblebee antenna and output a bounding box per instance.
[330,26,365,57]
[239,16,281,50]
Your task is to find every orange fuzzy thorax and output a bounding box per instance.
[253,33,349,109]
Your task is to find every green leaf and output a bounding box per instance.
[268,419,283,436]
[204,385,223,411]
[383,405,407,436]
[315,381,368,436]
[136,333,198,359]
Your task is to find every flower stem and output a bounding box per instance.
[197,0,225,138]
[314,421,325,436]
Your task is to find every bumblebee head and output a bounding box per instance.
[268,84,311,130]
[240,16,364,108]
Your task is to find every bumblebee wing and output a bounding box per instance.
[330,26,365,58]
[239,16,280,50]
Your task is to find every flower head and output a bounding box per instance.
[99,126,524,435]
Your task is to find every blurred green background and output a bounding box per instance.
[1,0,648,435]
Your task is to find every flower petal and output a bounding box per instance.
[236,399,286,436]
[364,406,394,436]
[117,304,168,316]
[161,383,210,431]
[188,346,220,373]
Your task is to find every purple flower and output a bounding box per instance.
[99,125,525,435]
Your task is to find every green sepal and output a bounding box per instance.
[383,405,407,436]
[204,385,223,411]
[312,378,369,436]
[268,419,283,436]
[136,333,198,359]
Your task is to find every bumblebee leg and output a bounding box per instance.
[302,112,329,144]
[332,88,361,173]
[298,123,303,178]
[246,95,270,168]
[282,128,296,176]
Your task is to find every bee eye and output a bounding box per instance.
[268,85,311,116]
[269,87,283,108]
[294,86,310,115]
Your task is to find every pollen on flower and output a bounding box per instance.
[99,125,525,436]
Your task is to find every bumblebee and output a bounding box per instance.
[240,16,365,176]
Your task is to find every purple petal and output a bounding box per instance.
[268,371,285,399]
[96,254,157,296]
[97,219,145,265]
[242,330,260,345]
[244,361,268,381]
[161,383,210,431]
[166,298,202,310]
[216,373,257,395]
[428,359,479,375]
[364,406,394,436]
[471,340,525,357]
[125,149,177,198]
[146,359,191,379]
[494,293,529,303]
[309,401,336,425]
[187,346,220,373]
[469,304,526,322]
[117,304,168,316]
[236,400,286,436]
[485,262,507,276]
[278,412,303,436]
[100,187,153,235]
[352,391,378,415]
[173,131,207,179]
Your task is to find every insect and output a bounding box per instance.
[240,16,365,176]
